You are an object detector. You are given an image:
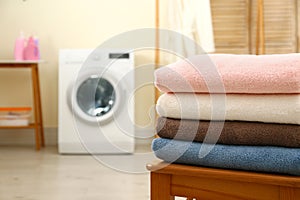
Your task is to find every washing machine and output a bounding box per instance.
[58,49,135,154]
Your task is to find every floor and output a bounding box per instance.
[0,145,187,200]
[0,145,150,200]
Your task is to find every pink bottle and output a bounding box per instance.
[14,32,25,60]
[24,36,39,60]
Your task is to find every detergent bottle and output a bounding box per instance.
[24,36,39,60]
[14,31,25,60]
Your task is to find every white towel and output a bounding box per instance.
[156,93,300,124]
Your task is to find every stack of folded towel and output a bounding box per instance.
[152,53,300,175]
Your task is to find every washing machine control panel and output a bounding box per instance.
[108,53,130,59]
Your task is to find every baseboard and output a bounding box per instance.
[0,127,58,146]
[0,127,155,149]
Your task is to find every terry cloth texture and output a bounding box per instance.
[156,117,300,148]
[155,53,300,94]
[156,93,300,124]
[152,138,300,176]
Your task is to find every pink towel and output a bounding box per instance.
[155,54,300,94]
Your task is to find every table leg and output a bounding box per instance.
[31,64,41,150]
[151,172,175,200]
[34,65,45,147]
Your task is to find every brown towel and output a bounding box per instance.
[156,117,300,148]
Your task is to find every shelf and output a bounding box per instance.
[0,123,36,129]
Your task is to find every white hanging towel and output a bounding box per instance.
[167,0,215,59]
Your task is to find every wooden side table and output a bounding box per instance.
[147,162,300,200]
[0,61,45,150]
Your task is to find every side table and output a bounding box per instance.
[0,60,45,150]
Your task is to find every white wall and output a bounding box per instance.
[0,0,156,129]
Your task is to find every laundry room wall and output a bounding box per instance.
[0,0,156,144]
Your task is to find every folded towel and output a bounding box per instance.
[152,138,300,175]
[155,54,300,94]
[157,117,300,148]
[157,93,300,124]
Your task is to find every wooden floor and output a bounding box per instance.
[0,145,151,200]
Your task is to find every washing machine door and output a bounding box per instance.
[70,71,122,123]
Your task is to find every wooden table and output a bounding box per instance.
[0,61,45,150]
[147,162,300,200]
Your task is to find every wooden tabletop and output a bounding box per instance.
[0,60,45,64]
[147,161,300,188]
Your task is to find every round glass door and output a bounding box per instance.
[76,77,116,117]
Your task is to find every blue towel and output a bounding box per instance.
[152,138,300,176]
